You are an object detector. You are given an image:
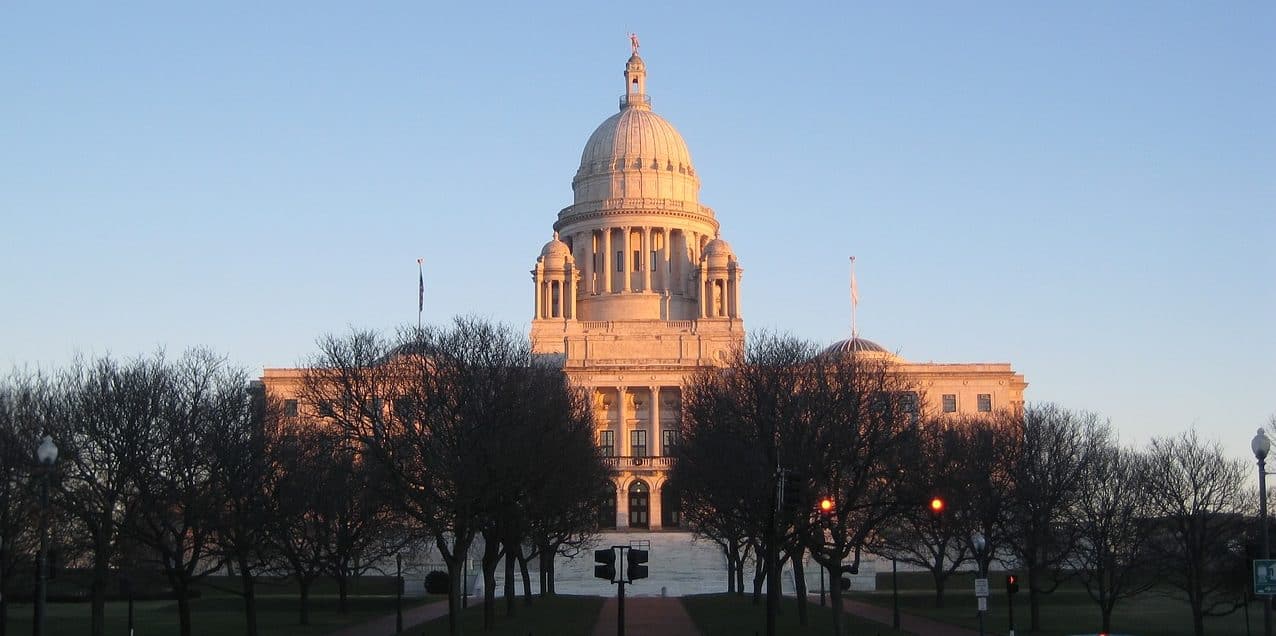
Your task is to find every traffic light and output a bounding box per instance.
[594,548,616,581]
[839,563,858,591]
[627,548,649,581]
[819,497,834,517]
[1006,574,1019,595]
[781,470,805,515]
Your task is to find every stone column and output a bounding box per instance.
[616,480,629,529]
[569,269,578,318]
[650,386,661,455]
[620,227,631,292]
[661,229,672,293]
[650,480,664,530]
[603,229,612,294]
[532,270,541,319]
[617,386,628,454]
[585,231,596,295]
[641,226,652,292]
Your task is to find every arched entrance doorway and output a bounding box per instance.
[628,481,649,529]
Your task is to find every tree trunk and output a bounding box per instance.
[503,545,516,618]
[91,541,110,636]
[481,533,501,630]
[516,550,533,605]
[934,573,946,608]
[336,572,350,614]
[830,564,845,636]
[176,583,193,636]
[298,579,311,626]
[752,555,766,604]
[791,550,808,626]
[725,547,736,594]
[238,554,259,636]
[1028,563,1041,632]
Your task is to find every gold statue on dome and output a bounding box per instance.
[628,33,640,55]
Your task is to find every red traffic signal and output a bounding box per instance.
[1006,574,1020,595]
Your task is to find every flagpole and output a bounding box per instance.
[417,258,424,330]
[850,256,858,340]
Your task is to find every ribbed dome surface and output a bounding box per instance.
[822,337,890,356]
[578,108,694,176]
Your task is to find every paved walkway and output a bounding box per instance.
[840,597,980,636]
[322,599,449,636]
[592,596,701,636]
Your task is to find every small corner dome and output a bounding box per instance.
[704,238,734,257]
[540,234,572,261]
[820,337,903,361]
[703,238,735,267]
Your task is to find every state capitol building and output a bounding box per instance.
[264,47,1026,534]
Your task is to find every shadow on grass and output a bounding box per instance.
[683,593,913,636]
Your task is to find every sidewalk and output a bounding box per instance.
[322,599,449,636]
[840,598,980,636]
[592,596,701,636]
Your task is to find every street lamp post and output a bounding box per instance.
[1252,428,1272,636]
[973,532,987,636]
[34,434,58,636]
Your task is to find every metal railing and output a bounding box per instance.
[603,455,675,470]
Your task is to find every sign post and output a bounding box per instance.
[974,577,989,636]
[1255,560,1276,596]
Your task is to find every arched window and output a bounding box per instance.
[628,481,650,529]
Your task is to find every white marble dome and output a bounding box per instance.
[570,54,702,205]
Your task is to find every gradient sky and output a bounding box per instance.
[2,2,1272,462]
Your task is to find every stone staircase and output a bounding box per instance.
[408,531,880,598]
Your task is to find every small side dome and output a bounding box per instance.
[703,238,735,268]
[539,233,573,268]
[819,337,902,362]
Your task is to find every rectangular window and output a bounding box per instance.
[284,399,298,417]
[630,429,647,458]
[900,392,920,426]
[650,250,658,271]
[942,394,957,413]
[598,430,615,457]
[662,429,679,455]
[633,249,642,271]
[978,394,992,412]
[615,251,623,272]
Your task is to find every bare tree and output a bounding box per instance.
[1145,430,1251,636]
[0,371,49,636]
[212,384,280,636]
[264,426,333,626]
[56,354,168,636]
[122,350,246,636]
[1067,443,1156,633]
[872,417,973,608]
[1003,403,1107,632]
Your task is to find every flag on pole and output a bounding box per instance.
[417,258,424,313]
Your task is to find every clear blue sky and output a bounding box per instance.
[2,2,1272,461]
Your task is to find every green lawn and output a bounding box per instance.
[861,572,1262,636]
[4,593,438,636]
[418,595,604,636]
[683,593,912,636]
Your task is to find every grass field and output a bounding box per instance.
[861,571,1262,636]
[3,576,438,636]
[418,595,604,636]
[683,593,911,636]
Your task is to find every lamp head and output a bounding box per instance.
[1253,428,1271,461]
[972,532,986,552]
[36,434,58,466]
